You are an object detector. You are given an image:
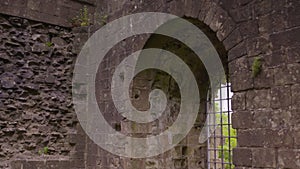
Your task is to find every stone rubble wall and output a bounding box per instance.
[0,14,78,168]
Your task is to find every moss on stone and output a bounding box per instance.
[252,57,262,77]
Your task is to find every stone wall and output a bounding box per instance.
[0,0,299,169]
[74,0,230,168]
[77,0,300,168]
[0,0,96,27]
[0,14,78,168]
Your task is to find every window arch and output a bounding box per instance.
[136,17,235,168]
[94,16,235,169]
[207,80,236,169]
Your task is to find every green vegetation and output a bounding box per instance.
[216,113,237,169]
[72,6,90,26]
[71,6,108,27]
[252,57,262,77]
[101,15,108,25]
[215,102,237,169]
[38,146,49,155]
[45,42,53,47]
[93,13,108,26]
[80,6,90,26]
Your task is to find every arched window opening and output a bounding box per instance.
[94,16,235,168]
[207,79,236,169]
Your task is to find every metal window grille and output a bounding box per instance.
[207,82,236,169]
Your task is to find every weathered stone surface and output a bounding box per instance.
[0,72,17,89]
[233,148,252,167]
[270,85,292,109]
[246,89,271,109]
[223,28,243,50]
[229,3,253,22]
[0,0,96,27]
[228,41,247,61]
[253,68,274,88]
[0,0,299,169]
[11,159,71,169]
[246,37,272,57]
[278,149,300,169]
[232,111,253,129]
[51,37,67,46]
[216,17,236,41]
[270,27,300,49]
[238,129,265,147]
[274,65,294,85]
[292,84,300,109]
[0,14,77,168]
[252,148,276,168]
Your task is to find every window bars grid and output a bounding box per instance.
[207,82,236,169]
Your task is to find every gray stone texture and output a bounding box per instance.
[0,0,96,27]
[0,0,299,169]
[0,15,78,168]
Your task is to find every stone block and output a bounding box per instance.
[246,37,271,57]
[253,108,295,129]
[253,0,273,17]
[253,68,274,89]
[239,20,259,39]
[233,148,252,167]
[258,10,288,34]
[278,149,300,169]
[184,0,205,18]
[252,148,276,168]
[223,28,243,50]
[232,111,253,129]
[246,89,271,110]
[228,41,247,61]
[229,3,253,22]
[209,6,228,32]
[204,2,217,26]
[264,129,294,148]
[287,0,300,28]
[238,129,264,147]
[288,64,300,84]
[216,17,236,41]
[270,85,292,109]
[264,50,286,67]
[252,108,273,128]
[231,71,253,92]
[274,65,294,85]
[27,0,42,11]
[197,0,211,21]
[287,46,300,64]
[270,27,300,49]
[231,92,246,111]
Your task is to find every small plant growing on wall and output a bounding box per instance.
[38,146,49,155]
[101,15,108,25]
[72,6,90,27]
[45,42,53,47]
[252,57,262,77]
[93,13,108,26]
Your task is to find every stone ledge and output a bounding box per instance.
[11,159,71,169]
[0,0,96,27]
[71,0,96,6]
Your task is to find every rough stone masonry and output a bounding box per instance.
[0,0,299,169]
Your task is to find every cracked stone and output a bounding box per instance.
[44,75,56,84]
[51,37,67,46]
[3,128,15,135]
[0,74,16,89]
[31,43,49,53]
